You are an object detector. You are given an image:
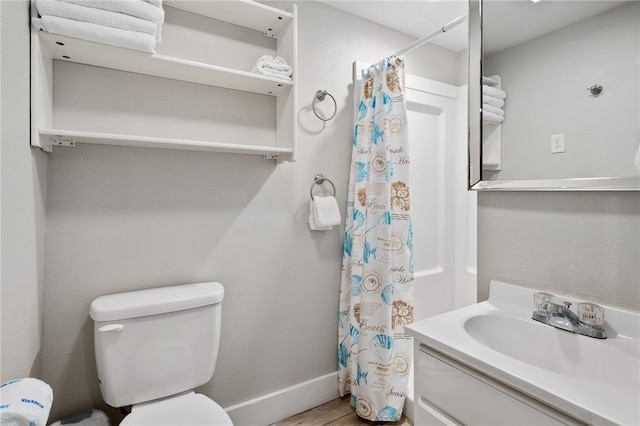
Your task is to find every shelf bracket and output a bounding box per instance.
[51,135,76,147]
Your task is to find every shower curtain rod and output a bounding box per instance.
[393,14,468,57]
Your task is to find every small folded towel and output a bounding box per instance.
[143,0,162,7]
[483,84,507,100]
[482,103,504,116]
[257,55,293,73]
[252,64,292,80]
[32,16,157,53]
[252,54,292,80]
[482,76,498,85]
[35,0,158,38]
[309,196,341,230]
[483,111,504,123]
[483,95,505,109]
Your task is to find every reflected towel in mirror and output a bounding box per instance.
[483,85,507,99]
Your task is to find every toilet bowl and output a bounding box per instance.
[120,392,231,426]
[90,282,233,426]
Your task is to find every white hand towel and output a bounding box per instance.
[32,16,157,53]
[309,201,332,231]
[0,378,53,426]
[35,0,158,38]
[311,196,341,229]
[483,84,507,100]
[483,95,505,109]
[482,103,504,116]
[483,111,504,123]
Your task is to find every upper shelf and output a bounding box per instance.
[38,32,293,96]
[164,0,293,38]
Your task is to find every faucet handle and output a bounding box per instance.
[533,292,554,310]
[578,302,605,326]
[563,301,572,309]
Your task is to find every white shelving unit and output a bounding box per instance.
[482,74,502,170]
[31,0,298,161]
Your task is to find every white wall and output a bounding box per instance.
[0,0,48,381]
[484,2,639,180]
[41,2,460,422]
[477,192,640,311]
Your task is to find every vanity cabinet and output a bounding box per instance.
[414,344,584,426]
[30,0,297,161]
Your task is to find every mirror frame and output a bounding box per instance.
[467,0,640,191]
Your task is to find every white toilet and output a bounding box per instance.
[90,282,233,425]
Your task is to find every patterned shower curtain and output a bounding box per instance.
[338,57,414,422]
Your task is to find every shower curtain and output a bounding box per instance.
[338,56,414,422]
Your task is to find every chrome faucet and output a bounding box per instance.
[532,295,607,339]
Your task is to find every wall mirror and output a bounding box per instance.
[469,0,640,191]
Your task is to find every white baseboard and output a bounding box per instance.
[224,371,340,426]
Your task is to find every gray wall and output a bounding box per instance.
[478,192,640,311]
[0,0,48,382]
[41,2,460,421]
[484,3,639,180]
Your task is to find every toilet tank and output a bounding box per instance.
[90,282,224,408]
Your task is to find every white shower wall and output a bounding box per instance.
[39,2,466,424]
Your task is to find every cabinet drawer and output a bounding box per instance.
[415,345,582,426]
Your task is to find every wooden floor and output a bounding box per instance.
[271,397,412,426]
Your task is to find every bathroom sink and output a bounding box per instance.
[406,280,640,426]
[463,313,639,388]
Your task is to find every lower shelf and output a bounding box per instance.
[37,128,293,160]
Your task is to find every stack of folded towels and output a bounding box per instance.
[482,84,507,123]
[252,55,293,80]
[32,0,164,54]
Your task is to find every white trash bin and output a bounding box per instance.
[49,409,110,426]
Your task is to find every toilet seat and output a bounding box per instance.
[120,392,233,426]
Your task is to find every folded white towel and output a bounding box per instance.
[483,111,504,123]
[310,196,341,230]
[482,76,499,85]
[143,0,162,7]
[483,84,507,100]
[257,55,292,73]
[482,103,504,116]
[309,201,332,231]
[252,63,292,80]
[32,16,156,53]
[483,95,505,109]
[35,0,158,38]
[62,0,164,24]
[61,0,163,40]
[252,54,292,80]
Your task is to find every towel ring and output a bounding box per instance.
[312,90,337,121]
[310,173,336,200]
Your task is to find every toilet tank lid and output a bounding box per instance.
[90,282,224,322]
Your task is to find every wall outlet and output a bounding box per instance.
[551,134,565,153]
